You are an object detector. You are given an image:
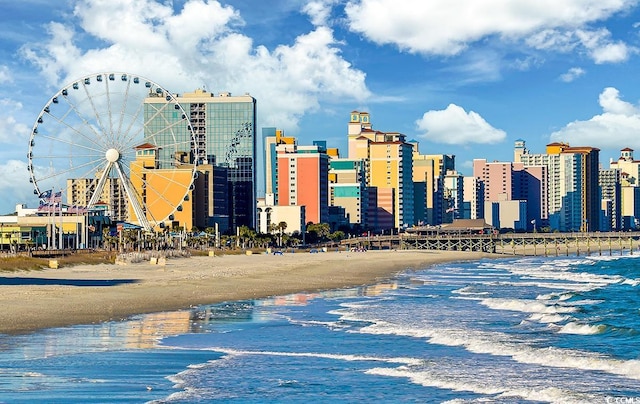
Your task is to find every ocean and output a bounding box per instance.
[0,253,639,403]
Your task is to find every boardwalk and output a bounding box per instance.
[341,231,640,256]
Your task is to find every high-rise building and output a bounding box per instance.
[462,176,482,220]
[610,148,640,185]
[411,141,454,226]
[144,89,257,231]
[329,159,369,227]
[263,128,296,199]
[519,141,600,232]
[599,168,621,230]
[610,147,640,229]
[348,111,414,230]
[67,175,126,221]
[473,156,546,230]
[275,142,330,225]
[443,170,464,223]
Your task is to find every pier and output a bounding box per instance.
[341,231,640,256]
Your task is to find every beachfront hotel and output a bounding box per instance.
[347,111,415,230]
[411,142,455,227]
[610,148,640,229]
[143,89,257,232]
[274,141,330,225]
[517,141,600,232]
[328,158,370,228]
[472,157,547,232]
[66,175,127,222]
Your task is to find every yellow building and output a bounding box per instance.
[611,148,640,186]
[129,143,196,231]
[610,148,640,227]
[410,140,455,226]
[347,111,414,229]
[67,175,127,221]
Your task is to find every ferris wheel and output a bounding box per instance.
[27,72,197,232]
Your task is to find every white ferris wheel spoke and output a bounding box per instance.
[35,155,106,184]
[48,96,109,151]
[114,160,151,231]
[118,80,142,148]
[87,160,114,208]
[81,79,111,146]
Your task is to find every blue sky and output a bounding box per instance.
[2,0,640,213]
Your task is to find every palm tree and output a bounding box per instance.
[237,225,256,249]
[277,221,287,247]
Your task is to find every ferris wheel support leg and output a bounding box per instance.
[87,161,113,208]
[115,162,152,232]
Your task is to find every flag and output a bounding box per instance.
[53,191,62,202]
[38,189,52,200]
[38,201,53,212]
[68,205,87,214]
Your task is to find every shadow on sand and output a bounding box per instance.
[0,278,139,287]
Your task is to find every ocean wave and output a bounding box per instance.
[357,321,640,381]
[287,318,350,330]
[562,299,605,306]
[366,366,601,403]
[480,298,578,314]
[451,286,490,296]
[537,291,576,301]
[558,322,607,335]
[207,347,424,366]
[482,257,625,288]
[528,313,570,324]
[586,254,640,262]
[623,278,640,287]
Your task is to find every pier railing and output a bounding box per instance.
[340,231,640,256]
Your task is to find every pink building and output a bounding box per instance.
[473,159,547,230]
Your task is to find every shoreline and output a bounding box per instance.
[0,250,497,335]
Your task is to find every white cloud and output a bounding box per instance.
[526,29,576,52]
[345,0,635,62]
[0,99,30,143]
[550,87,640,149]
[19,0,370,134]
[303,0,338,26]
[575,29,631,63]
[0,160,33,213]
[599,87,638,115]
[560,67,586,82]
[0,66,11,83]
[415,104,507,145]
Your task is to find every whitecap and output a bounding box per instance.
[366,366,602,403]
[357,321,640,381]
[480,298,578,314]
[558,322,606,335]
[528,313,569,324]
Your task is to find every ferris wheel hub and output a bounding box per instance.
[105,148,120,163]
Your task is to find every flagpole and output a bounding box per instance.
[58,191,63,250]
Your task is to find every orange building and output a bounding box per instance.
[276,143,329,224]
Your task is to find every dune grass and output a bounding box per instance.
[0,251,116,272]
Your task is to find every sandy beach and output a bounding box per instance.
[0,249,495,335]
